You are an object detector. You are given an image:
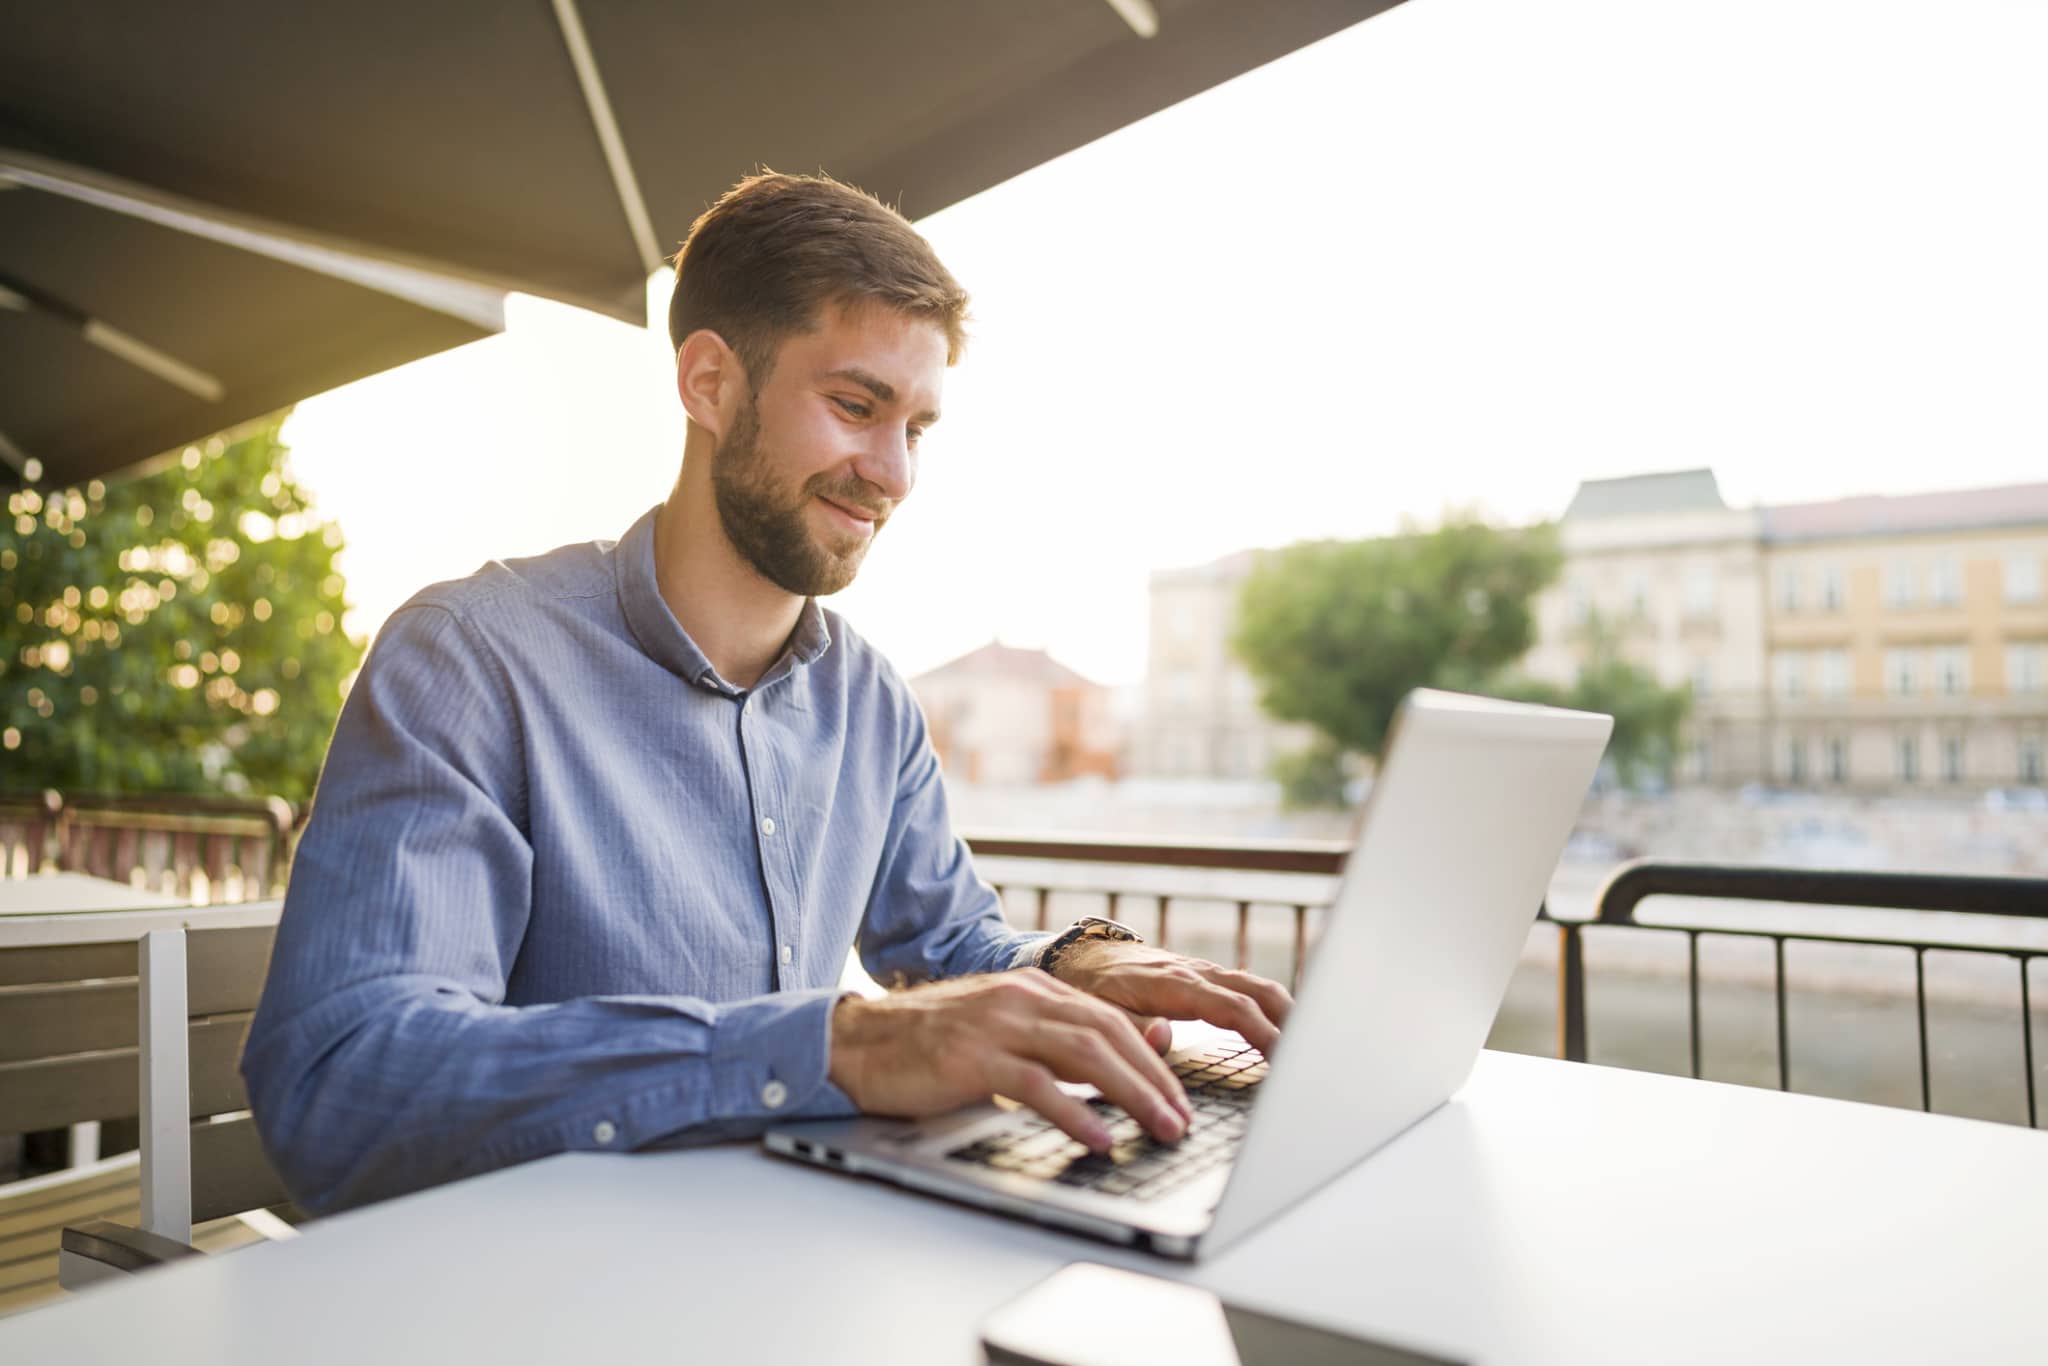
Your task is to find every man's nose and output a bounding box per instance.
[852,427,915,504]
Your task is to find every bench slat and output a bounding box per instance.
[192,1114,288,1225]
[0,980,137,1064]
[0,1014,252,1132]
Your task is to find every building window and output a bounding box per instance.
[1785,737,1807,784]
[1776,567,1800,614]
[1897,734,1919,783]
[1689,659,1712,698]
[1885,559,1916,610]
[2022,736,2044,786]
[1929,555,1962,607]
[1941,735,1965,784]
[1885,649,1917,697]
[1933,646,1969,697]
[1819,649,1851,699]
[1568,578,1592,625]
[1683,566,1716,619]
[2009,643,2046,695]
[1773,652,1805,700]
[1691,737,1711,780]
[1819,566,1846,612]
[1826,737,1850,784]
[1626,572,1649,618]
[2006,553,2042,605]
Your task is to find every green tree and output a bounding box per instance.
[1496,612,1692,790]
[1,414,361,808]
[1269,736,1351,811]
[1233,519,1564,769]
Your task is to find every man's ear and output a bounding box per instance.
[675,329,745,436]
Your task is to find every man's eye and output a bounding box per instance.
[834,397,871,419]
[907,426,926,447]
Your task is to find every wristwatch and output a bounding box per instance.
[1037,915,1143,979]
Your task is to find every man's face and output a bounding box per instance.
[711,302,947,597]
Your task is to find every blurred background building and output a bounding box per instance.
[1132,552,1316,780]
[1133,469,2048,790]
[908,641,1121,785]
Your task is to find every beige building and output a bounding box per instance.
[1134,552,1315,780]
[1757,483,2048,789]
[1136,470,2048,791]
[1522,470,1770,784]
[909,641,1120,785]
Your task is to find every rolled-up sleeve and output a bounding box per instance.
[241,602,856,1215]
[855,682,1053,987]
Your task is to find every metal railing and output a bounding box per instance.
[967,832,1347,994]
[0,791,296,901]
[964,832,2047,1130]
[1558,861,2047,1126]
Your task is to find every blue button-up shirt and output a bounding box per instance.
[243,506,1048,1213]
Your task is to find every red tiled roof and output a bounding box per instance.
[1762,482,2048,542]
[910,640,1097,690]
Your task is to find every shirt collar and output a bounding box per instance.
[614,504,833,693]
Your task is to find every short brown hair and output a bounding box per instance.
[668,171,970,389]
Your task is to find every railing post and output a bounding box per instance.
[1291,906,1308,994]
[1558,921,1587,1062]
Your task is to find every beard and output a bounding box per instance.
[710,395,890,597]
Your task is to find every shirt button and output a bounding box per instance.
[592,1120,618,1146]
[743,698,754,716]
[761,1080,789,1110]
[759,815,776,836]
[779,944,793,966]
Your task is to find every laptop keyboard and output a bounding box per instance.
[942,1044,1267,1202]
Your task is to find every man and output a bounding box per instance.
[244,172,1292,1214]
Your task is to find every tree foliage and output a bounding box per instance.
[1269,736,1351,811]
[0,414,360,807]
[1496,612,1692,789]
[1233,520,1564,762]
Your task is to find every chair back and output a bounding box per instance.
[0,938,163,1135]
[0,909,288,1238]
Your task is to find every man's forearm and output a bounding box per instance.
[242,977,858,1213]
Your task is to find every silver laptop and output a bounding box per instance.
[764,689,1613,1259]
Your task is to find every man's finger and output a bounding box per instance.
[987,1056,1113,1152]
[1048,994,1189,1118]
[1030,1022,1187,1144]
[1169,979,1281,1052]
[1126,1012,1173,1054]
[1198,965,1294,1031]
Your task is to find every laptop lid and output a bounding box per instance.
[1203,689,1612,1251]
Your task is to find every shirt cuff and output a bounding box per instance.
[706,986,862,1122]
[1006,931,1057,971]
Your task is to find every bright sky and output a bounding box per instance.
[283,0,2048,688]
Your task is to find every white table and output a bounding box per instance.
[0,873,279,948]
[3,1050,2042,1362]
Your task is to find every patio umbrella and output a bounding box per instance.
[0,0,1402,327]
[0,153,504,490]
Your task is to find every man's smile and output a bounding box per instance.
[816,494,882,536]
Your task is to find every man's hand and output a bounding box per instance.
[1044,940,1293,1053]
[828,972,1194,1153]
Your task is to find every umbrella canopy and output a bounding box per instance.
[0,154,505,490]
[0,0,1402,326]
